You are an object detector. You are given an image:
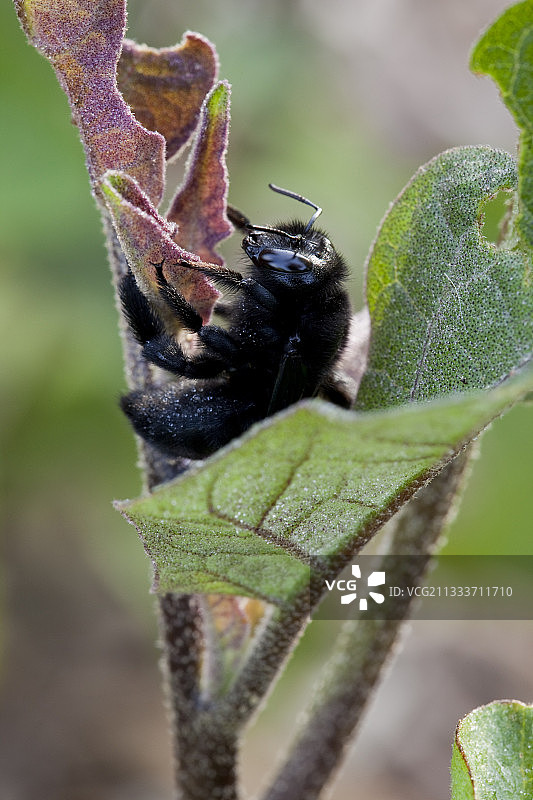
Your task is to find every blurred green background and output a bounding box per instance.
[2,1,532,799]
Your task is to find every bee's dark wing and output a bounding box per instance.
[267,341,309,415]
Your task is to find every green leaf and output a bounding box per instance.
[356,146,533,411]
[471,0,533,248]
[451,700,533,799]
[117,366,533,602]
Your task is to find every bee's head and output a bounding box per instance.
[238,184,347,291]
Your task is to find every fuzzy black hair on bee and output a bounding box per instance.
[119,184,352,460]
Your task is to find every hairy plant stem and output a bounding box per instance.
[160,594,240,800]
[105,216,239,800]
[262,451,472,800]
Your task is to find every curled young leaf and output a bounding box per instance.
[15,0,232,321]
[101,170,220,324]
[14,0,166,205]
[117,33,218,160]
[167,81,233,264]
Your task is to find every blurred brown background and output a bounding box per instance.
[2,1,532,798]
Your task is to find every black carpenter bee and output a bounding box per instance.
[119,184,352,459]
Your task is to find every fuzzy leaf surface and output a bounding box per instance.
[14,0,165,205]
[167,82,233,264]
[471,0,533,248]
[101,171,220,324]
[356,146,533,410]
[117,33,217,161]
[118,368,533,601]
[451,700,533,799]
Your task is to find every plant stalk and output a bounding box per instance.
[104,215,240,799]
[262,451,472,800]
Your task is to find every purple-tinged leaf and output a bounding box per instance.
[101,171,220,325]
[14,0,165,206]
[167,81,232,264]
[117,33,218,161]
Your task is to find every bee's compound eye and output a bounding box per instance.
[255,248,311,273]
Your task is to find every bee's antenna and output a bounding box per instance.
[268,183,322,232]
